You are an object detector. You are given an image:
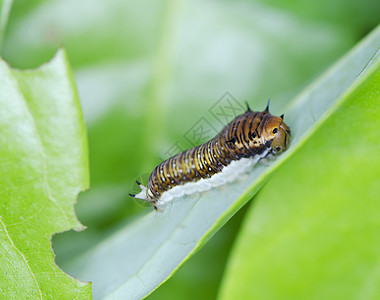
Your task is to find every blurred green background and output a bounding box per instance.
[1,0,379,298]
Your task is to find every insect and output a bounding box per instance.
[130,101,290,210]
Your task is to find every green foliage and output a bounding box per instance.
[0,50,90,298]
[1,0,379,299]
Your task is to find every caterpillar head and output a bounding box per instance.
[264,114,291,154]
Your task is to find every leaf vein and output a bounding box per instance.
[0,218,43,299]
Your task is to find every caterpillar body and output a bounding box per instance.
[130,102,290,210]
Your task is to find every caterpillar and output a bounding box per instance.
[130,101,290,210]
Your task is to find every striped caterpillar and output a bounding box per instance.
[130,101,290,210]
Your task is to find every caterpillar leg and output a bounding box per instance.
[259,158,269,166]
[258,152,276,166]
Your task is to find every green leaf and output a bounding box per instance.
[62,26,380,299]
[0,50,91,299]
[148,205,250,300]
[219,38,380,300]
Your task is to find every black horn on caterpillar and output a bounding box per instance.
[265,99,270,112]
[245,101,252,112]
